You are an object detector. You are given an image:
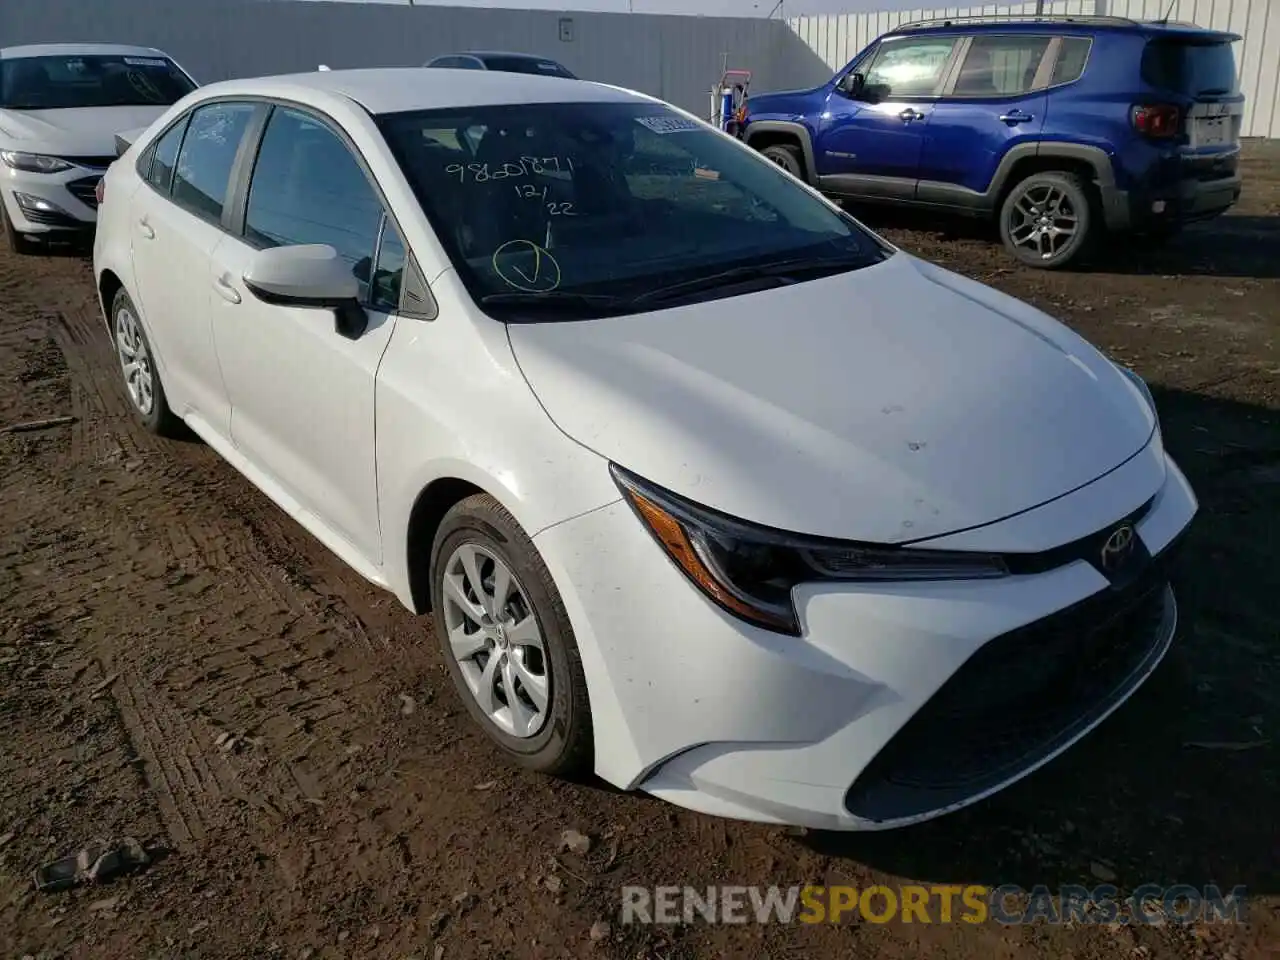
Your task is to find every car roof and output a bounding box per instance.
[886,17,1241,41]
[188,67,644,115]
[0,42,174,60]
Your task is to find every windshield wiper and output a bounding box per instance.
[479,291,628,316]
[632,252,879,306]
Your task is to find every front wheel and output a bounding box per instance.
[430,493,593,777]
[999,172,1095,269]
[2,203,39,256]
[760,143,807,182]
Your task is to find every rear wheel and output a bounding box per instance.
[760,143,807,182]
[111,289,183,436]
[2,203,39,256]
[999,171,1095,269]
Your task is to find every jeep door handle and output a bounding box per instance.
[999,111,1034,125]
[899,108,925,122]
[213,274,241,305]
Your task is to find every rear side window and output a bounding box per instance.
[953,35,1052,96]
[172,102,255,223]
[1052,37,1092,85]
[146,117,188,194]
[1142,39,1239,96]
[482,56,575,78]
[244,107,386,303]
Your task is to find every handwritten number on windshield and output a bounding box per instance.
[446,156,574,183]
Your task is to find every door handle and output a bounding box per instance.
[213,274,242,305]
[899,108,925,122]
[999,111,1034,125]
[137,218,155,240]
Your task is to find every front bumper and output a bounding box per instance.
[2,162,104,237]
[534,442,1197,831]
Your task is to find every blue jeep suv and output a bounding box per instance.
[741,15,1244,268]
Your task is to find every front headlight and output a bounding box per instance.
[611,465,1007,635]
[0,151,74,174]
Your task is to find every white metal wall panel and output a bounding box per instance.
[788,0,1279,137]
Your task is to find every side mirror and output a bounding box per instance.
[838,72,866,98]
[243,244,367,339]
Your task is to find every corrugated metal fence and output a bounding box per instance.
[1,0,1276,137]
[789,0,1280,138]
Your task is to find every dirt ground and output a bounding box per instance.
[2,142,1277,960]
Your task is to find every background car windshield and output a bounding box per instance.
[482,56,575,78]
[0,54,195,109]
[378,101,885,319]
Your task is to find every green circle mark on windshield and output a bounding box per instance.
[491,240,562,293]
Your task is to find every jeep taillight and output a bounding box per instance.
[1131,103,1181,138]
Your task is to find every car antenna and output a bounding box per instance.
[1156,0,1176,23]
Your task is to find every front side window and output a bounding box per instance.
[378,101,888,321]
[244,107,386,303]
[952,35,1052,97]
[863,37,957,98]
[0,54,196,110]
[145,116,189,194]
[172,102,255,223]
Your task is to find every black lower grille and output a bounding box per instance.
[845,554,1179,823]
[67,176,102,210]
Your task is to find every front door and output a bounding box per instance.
[207,105,402,565]
[815,34,961,200]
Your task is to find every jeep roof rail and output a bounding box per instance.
[894,13,1144,29]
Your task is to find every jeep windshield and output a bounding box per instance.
[0,54,196,110]
[378,101,890,321]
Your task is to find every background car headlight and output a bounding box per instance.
[1,151,74,174]
[611,464,1007,635]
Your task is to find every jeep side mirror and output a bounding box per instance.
[838,72,865,98]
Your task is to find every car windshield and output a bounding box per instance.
[0,54,196,110]
[1141,39,1239,96]
[481,56,575,78]
[378,101,888,320]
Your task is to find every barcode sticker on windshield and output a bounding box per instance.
[635,116,701,135]
[124,57,168,67]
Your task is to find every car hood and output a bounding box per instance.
[0,106,170,156]
[508,253,1156,544]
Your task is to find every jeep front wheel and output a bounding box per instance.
[999,172,1094,269]
[760,143,806,182]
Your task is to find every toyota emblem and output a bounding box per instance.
[1099,524,1136,573]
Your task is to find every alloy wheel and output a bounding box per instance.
[115,306,155,416]
[1007,184,1079,262]
[441,542,550,739]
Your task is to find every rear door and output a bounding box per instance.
[815,34,961,200]
[917,33,1053,204]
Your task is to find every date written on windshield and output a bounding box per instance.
[512,183,576,216]
[446,156,575,183]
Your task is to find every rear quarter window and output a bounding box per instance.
[1141,39,1239,95]
[1051,36,1092,85]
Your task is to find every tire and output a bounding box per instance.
[999,171,1095,269]
[2,203,40,256]
[760,143,807,182]
[430,493,593,777]
[110,288,183,437]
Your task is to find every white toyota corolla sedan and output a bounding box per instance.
[93,68,1197,831]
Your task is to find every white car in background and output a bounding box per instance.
[0,42,196,254]
[92,68,1197,831]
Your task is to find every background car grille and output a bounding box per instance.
[845,540,1183,824]
[66,176,102,210]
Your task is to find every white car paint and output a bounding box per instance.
[0,43,196,241]
[93,68,1198,830]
